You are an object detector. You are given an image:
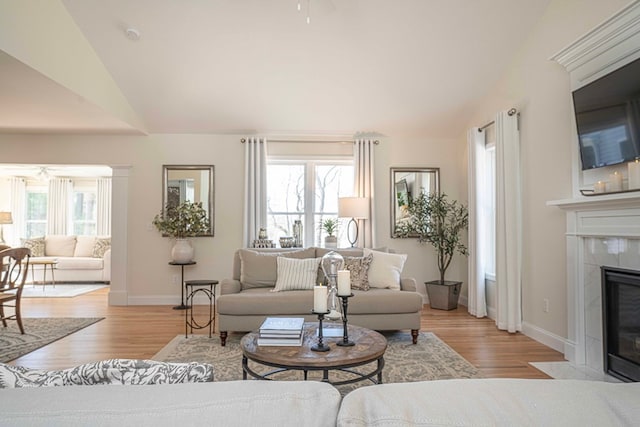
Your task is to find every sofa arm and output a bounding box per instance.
[400,277,417,292]
[220,278,241,295]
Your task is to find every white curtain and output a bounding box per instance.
[243,137,268,248]
[495,111,522,333]
[97,177,112,236]
[354,139,376,248]
[9,177,26,246]
[47,178,71,235]
[467,127,488,318]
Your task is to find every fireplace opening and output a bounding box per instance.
[602,266,640,382]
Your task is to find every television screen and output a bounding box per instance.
[573,57,640,170]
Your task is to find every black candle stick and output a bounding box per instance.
[336,294,355,347]
[311,310,331,352]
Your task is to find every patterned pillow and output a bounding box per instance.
[21,237,45,257]
[92,238,111,258]
[344,254,374,291]
[0,359,214,388]
[273,257,322,292]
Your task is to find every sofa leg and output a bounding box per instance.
[411,329,419,344]
[220,331,227,346]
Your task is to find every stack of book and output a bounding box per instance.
[257,317,305,346]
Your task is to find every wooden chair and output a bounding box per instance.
[0,247,31,334]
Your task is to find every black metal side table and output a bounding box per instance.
[168,261,196,310]
[184,279,218,338]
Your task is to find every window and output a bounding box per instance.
[25,185,47,238]
[482,144,496,279]
[72,187,97,235]
[267,160,354,248]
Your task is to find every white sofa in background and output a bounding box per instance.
[26,235,111,283]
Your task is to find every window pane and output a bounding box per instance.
[314,165,354,213]
[266,214,303,244]
[267,164,305,213]
[73,192,97,221]
[26,222,46,238]
[26,192,47,220]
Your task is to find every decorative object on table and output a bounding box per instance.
[293,220,303,247]
[338,197,369,247]
[257,317,304,346]
[608,171,622,192]
[279,236,295,248]
[252,239,275,248]
[0,211,12,245]
[310,311,331,352]
[395,192,468,310]
[319,218,338,249]
[336,294,355,347]
[258,228,268,240]
[594,180,607,193]
[629,158,640,190]
[320,251,345,320]
[153,200,210,263]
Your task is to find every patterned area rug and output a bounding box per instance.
[0,318,104,363]
[21,284,108,298]
[154,331,482,394]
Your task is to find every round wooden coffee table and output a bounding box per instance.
[241,322,387,386]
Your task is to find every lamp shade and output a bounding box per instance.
[0,212,13,225]
[338,197,369,219]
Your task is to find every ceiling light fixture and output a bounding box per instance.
[125,28,141,41]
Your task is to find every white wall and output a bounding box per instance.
[0,132,466,304]
[466,0,631,341]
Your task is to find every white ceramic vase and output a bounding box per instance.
[171,239,194,263]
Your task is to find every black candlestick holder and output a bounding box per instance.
[336,293,355,347]
[311,310,331,352]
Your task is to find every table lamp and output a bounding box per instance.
[0,211,13,244]
[338,197,369,248]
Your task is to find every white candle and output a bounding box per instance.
[608,171,622,192]
[313,285,327,312]
[594,181,606,193]
[629,159,640,190]
[337,270,351,296]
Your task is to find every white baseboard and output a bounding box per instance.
[128,295,214,305]
[522,321,566,353]
[108,290,128,306]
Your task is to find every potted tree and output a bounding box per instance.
[396,192,468,310]
[320,218,339,249]
[153,200,210,262]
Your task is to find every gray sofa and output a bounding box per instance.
[217,247,423,346]
[2,379,639,426]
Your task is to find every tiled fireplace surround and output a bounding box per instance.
[551,194,640,375]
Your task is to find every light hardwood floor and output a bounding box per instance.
[11,287,565,377]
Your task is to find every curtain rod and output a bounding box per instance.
[240,138,379,144]
[478,108,518,132]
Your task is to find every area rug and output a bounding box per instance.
[21,284,108,298]
[0,318,104,363]
[153,331,482,393]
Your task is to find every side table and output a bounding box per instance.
[168,261,196,310]
[30,259,58,290]
[184,280,218,338]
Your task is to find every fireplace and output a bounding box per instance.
[602,266,640,382]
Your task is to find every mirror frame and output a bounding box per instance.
[390,167,440,238]
[162,164,215,237]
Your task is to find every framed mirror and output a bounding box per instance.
[390,167,439,237]
[162,165,215,236]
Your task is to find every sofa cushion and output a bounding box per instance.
[55,257,103,270]
[74,236,97,257]
[239,248,316,290]
[363,248,407,290]
[45,235,77,257]
[273,257,321,292]
[344,254,373,291]
[21,237,45,257]
[92,237,111,258]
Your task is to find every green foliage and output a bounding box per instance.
[153,201,210,238]
[319,218,338,236]
[395,192,469,283]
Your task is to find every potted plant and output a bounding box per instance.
[320,218,339,249]
[153,201,210,262]
[395,192,469,310]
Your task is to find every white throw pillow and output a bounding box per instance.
[273,257,321,292]
[363,248,407,290]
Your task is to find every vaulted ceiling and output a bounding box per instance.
[0,0,552,138]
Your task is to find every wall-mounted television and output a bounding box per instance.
[573,57,640,170]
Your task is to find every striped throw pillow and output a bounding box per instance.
[273,257,321,292]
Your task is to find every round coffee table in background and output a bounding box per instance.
[241,323,387,386]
